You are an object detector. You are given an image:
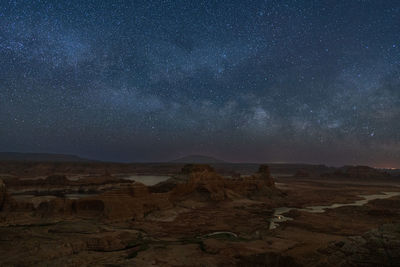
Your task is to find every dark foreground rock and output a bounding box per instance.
[320,224,400,266]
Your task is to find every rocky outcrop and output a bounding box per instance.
[0,179,18,212]
[35,183,173,221]
[181,164,215,174]
[170,164,277,202]
[253,165,275,187]
[27,164,278,220]
[44,175,70,185]
[320,224,400,266]
[80,183,153,220]
[149,179,179,193]
[36,198,75,216]
[86,231,142,252]
[170,169,229,201]
[237,252,301,267]
[0,179,6,210]
[149,164,222,193]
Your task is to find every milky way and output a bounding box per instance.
[0,0,399,166]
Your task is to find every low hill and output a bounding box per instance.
[0,152,92,162]
[170,155,227,164]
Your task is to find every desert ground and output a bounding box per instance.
[1,161,399,266]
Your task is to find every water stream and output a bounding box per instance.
[269,191,400,230]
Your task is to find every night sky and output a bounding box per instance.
[1,1,399,167]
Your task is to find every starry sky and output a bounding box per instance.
[1,0,399,167]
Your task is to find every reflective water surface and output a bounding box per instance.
[269,192,400,229]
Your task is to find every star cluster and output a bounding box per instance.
[1,0,399,167]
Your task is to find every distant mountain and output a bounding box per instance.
[0,152,93,162]
[171,155,227,164]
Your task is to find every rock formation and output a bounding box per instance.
[77,183,170,221]
[321,165,390,180]
[0,179,17,212]
[36,198,75,217]
[320,224,400,266]
[0,179,6,211]
[170,164,277,202]
[170,168,229,201]
[344,166,390,179]
[294,169,310,177]
[181,164,215,174]
[44,175,70,185]
[4,175,70,187]
[9,164,280,222]
[85,231,142,252]
[253,164,275,186]
[35,182,172,222]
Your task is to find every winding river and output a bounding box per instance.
[269,191,400,230]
